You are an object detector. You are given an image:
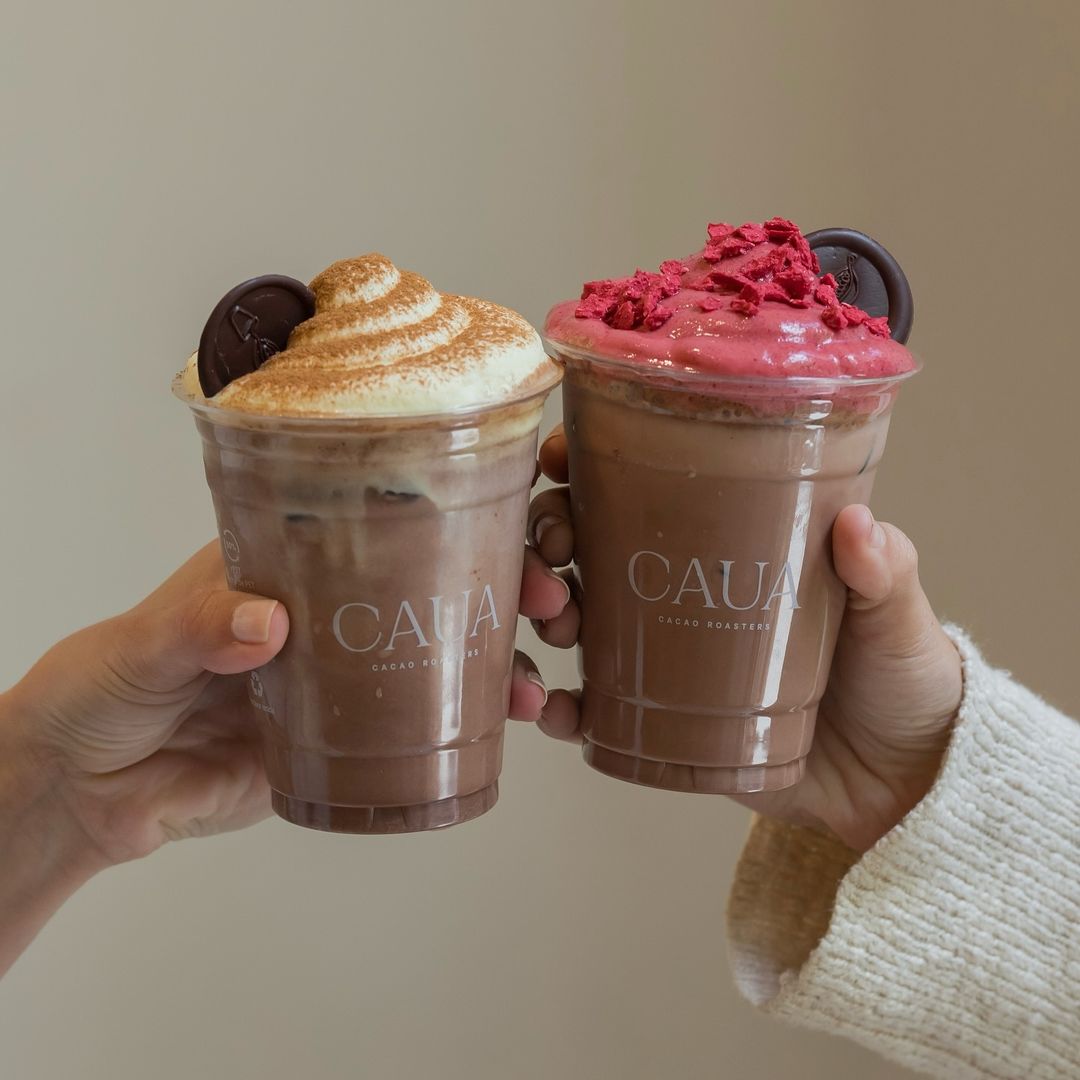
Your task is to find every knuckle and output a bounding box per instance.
[527,490,554,518]
[176,589,222,648]
[104,613,148,678]
[92,614,159,701]
[892,529,920,577]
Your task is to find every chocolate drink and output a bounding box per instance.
[177,255,561,832]
[561,359,898,792]
[193,404,540,831]
[546,218,917,794]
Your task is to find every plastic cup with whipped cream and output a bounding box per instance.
[175,255,561,833]
[544,218,918,795]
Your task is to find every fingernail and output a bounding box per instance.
[525,670,549,708]
[533,514,563,546]
[869,521,887,549]
[549,572,572,604]
[232,600,278,643]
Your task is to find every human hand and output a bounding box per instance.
[2,543,290,865]
[527,426,963,853]
[2,540,567,867]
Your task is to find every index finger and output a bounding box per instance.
[539,424,568,484]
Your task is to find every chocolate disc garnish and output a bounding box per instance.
[806,228,914,344]
[197,275,316,396]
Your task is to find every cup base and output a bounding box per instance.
[271,782,499,834]
[582,742,805,794]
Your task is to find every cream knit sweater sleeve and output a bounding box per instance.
[726,629,1080,1079]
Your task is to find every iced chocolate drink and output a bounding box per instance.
[545,219,917,794]
[176,256,560,832]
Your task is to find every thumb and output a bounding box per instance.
[831,505,937,657]
[118,590,290,691]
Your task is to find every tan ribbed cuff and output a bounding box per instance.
[725,627,1080,1079]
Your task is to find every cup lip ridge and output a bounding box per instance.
[543,336,921,395]
[171,365,562,429]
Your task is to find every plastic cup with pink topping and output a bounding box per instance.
[545,219,918,795]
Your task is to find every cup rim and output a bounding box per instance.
[171,366,562,429]
[543,337,921,394]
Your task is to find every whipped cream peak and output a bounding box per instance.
[312,253,402,305]
[181,255,559,417]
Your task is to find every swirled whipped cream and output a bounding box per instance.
[180,255,559,416]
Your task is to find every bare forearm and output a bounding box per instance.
[0,694,106,978]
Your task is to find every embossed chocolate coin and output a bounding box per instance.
[197,275,315,396]
[806,228,914,343]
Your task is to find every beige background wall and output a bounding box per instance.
[2,2,1078,1078]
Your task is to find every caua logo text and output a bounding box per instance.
[332,586,501,653]
[628,552,800,611]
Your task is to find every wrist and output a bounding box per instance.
[0,691,110,980]
[872,639,963,844]
[0,690,111,969]
[826,631,963,853]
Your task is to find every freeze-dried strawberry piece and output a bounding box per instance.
[708,270,751,293]
[821,304,847,331]
[866,316,892,338]
[733,222,768,244]
[575,293,614,319]
[739,246,790,281]
[574,258,686,330]
[762,216,800,241]
[755,282,806,307]
[609,301,637,329]
[719,236,757,259]
[707,222,735,242]
[760,282,790,302]
[699,295,725,312]
[730,297,760,316]
[814,281,839,307]
[774,266,816,300]
[644,305,676,329]
[788,230,819,272]
[739,281,765,305]
[622,270,652,301]
[581,278,617,299]
[661,259,689,280]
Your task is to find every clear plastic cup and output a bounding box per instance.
[551,344,916,794]
[175,377,558,832]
